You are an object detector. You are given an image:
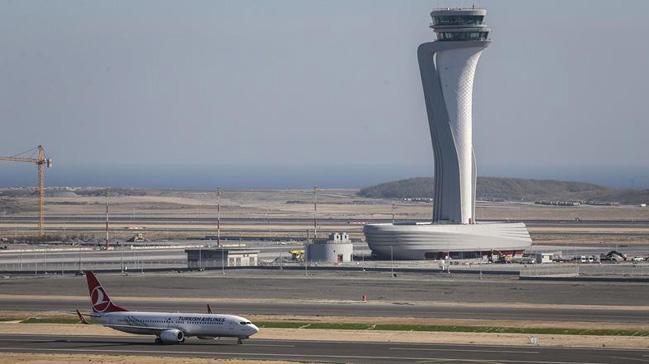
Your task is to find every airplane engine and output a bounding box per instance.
[159,329,184,344]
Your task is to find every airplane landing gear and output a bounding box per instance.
[154,337,162,344]
[237,338,243,345]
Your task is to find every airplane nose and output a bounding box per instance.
[250,324,259,335]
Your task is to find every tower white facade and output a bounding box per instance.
[418,8,490,224]
[363,8,532,260]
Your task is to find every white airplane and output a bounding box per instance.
[76,271,259,344]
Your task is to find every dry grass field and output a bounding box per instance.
[2,189,649,244]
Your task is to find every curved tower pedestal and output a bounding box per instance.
[364,222,532,260]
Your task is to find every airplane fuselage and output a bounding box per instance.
[97,311,258,339]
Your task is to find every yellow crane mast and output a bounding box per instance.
[0,145,52,236]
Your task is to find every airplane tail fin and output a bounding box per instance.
[84,271,127,313]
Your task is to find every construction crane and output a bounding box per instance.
[0,145,52,236]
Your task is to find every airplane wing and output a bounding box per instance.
[75,309,102,324]
[76,309,89,324]
[104,324,168,335]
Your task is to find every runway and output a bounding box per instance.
[4,271,649,302]
[0,334,646,363]
[2,295,649,324]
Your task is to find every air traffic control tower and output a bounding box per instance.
[364,8,532,260]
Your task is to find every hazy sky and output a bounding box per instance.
[1,0,648,188]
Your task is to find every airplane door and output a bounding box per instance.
[228,319,236,333]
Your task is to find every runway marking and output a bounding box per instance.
[244,343,295,348]
[0,338,293,348]
[390,347,540,354]
[0,346,614,364]
[612,356,649,363]
[0,339,53,343]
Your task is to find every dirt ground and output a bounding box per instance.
[1,189,648,246]
[3,310,649,331]
[0,323,648,349]
[0,353,291,364]
[4,294,649,312]
[5,190,649,225]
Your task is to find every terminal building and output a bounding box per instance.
[364,8,532,260]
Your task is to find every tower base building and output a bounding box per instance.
[364,222,531,260]
[364,8,532,259]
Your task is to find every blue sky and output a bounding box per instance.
[1,0,648,188]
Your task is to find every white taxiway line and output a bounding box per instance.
[389,347,540,354]
[0,346,612,364]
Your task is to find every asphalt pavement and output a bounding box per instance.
[3,272,649,305]
[1,295,649,324]
[0,334,647,363]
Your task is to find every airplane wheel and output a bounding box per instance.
[237,338,243,345]
[154,337,162,344]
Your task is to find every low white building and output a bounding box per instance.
[533,252,557,264]
[185,248,259,269]
[306,232,353,263]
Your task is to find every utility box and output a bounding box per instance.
[534,252,556,264]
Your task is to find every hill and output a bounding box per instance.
[358,177,649,204]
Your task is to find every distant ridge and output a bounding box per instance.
[358,177,649,204]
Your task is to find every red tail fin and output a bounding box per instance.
[84,271,127,313]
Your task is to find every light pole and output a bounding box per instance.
[304,230,309,277]
[217,187,221,247]
[105,191,110,250]
[390,246,394,277]
[221,246,225,275]
[120,242,124,274]
[266,210,271,240]
[479,247,483,280]
[313,186,318,240]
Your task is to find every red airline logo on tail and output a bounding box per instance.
[84,271,127,313]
